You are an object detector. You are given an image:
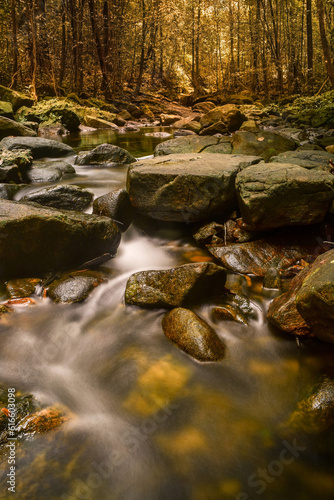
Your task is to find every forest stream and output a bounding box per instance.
[0,127,334,500]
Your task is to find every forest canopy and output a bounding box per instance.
[1,0,334,99]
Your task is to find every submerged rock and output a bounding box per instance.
[0,199,121,279]
[285,377,334,434]
[75,143,136,166]
[127,153,261,223]
[93,189,132,231]
[236,163,334,231]
[21,185,93,211]
[0,116,37,140]
[162,308,226,362]
[27,161,76,183]
[0,137,75,159]
[47,270,107,303]
[232,130,296,160]
[125,262,227,309]
[296,249,334,343]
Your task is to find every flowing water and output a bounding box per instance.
[1,127,334,500]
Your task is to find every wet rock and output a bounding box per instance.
[200,104,246,133]
[295,249,334,343]
[236,163,334,231]
[211,305,246,324]
[0,116,37,140]
[16,406,68,435]
[127,153,261,223]
[286,377,334,434]
[0,84,34,111]
[154,136,218,155]
[232,130,296,160]
[75,143,136,166]
[93,189,132,231]
[270,150,334,170]
[21,185,93,211]
[0,199,121,279]
[0,183,25,200]
[162,308,225,362]
[27,161,76,183]
[5,277,41,298]
[47,270,107,303]
[267,264,313,336]
[208,228,322,276]
[3,297,36,308]
[263,267,281,289]
[0,304,11,318]
[0,137,75,159]
[326,145,334,154]
[125,262,227,309]
[0,164,20,183]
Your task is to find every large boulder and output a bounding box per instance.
[21,185,93,211]
[154,136,218,156]
[270,150,334,170]
[232,130,296,160]
[162,308,226,362]
[125,262,227,309]
[0,137,75,159]
[27,161,75,183]
[236,163,334,231]
[296,249,334,343]
[0,199,121,279]
[127,153,261,223]
[93,189,132,231]
[200,104,246,133]
[75,143,136,166]
[0,101,14,118]
[0,116,37,140]
[267,264,314,337]
[207,228,322,276]
[0,85,34,111]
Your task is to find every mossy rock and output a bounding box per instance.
[0,85,34,112]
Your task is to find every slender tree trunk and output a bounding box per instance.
[11,0,19,88]
[316,0,334,89]
[88,0,109,92]
[59,0,67,87]
[306,0,313,90]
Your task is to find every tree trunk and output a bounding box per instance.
[316,0,334,89]
[306,0,313,90]
[11,0,19,88]
[88,0,109,92]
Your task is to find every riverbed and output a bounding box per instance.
[0,127,334,500]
